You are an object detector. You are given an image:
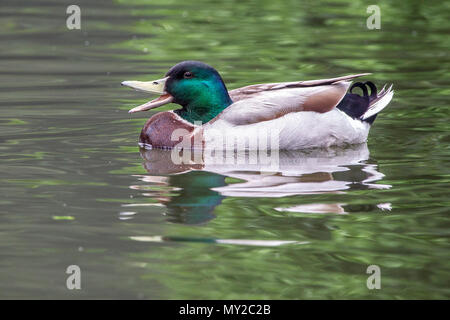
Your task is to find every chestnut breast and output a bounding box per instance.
[139,111,200,148]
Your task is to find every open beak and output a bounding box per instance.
[121,77,174,113]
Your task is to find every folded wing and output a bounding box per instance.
[228,73,371,101]
[215,74,368,126]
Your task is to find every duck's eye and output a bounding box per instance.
[183,71,193,79]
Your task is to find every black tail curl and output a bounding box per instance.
[336,81,378,124]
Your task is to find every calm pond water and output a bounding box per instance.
[0,0,448,299]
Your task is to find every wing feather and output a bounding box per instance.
[216,81,352,126]
[228,73,370,101]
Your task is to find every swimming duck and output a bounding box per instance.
[122,61,393,150]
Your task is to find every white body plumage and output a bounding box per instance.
[203,108,371,150]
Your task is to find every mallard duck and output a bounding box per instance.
[122,61,393,150]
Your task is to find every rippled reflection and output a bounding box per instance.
[130,236,309,247]
[129,143,391,223]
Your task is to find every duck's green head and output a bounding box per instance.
[122,61,233,124]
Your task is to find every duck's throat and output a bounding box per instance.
[174,97,232,124]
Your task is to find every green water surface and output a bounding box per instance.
[0,0,448,299]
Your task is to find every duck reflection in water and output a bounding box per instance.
[130,143,391,224]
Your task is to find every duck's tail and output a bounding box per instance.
[336,81,394,124]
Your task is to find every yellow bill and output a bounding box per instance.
[121,77,174,113]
